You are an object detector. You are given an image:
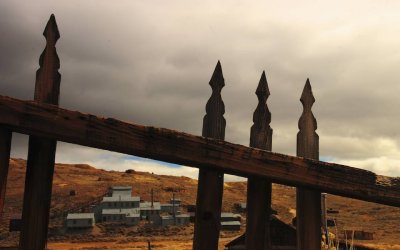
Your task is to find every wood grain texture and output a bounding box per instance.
[193,61,225,250]
[0,128,12,219]
[296,79,321,250]
[0,95,400,207]
[246,71,273,250]
[19,14,60,250]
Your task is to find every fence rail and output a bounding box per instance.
[1,14,400,250]
[0,94,399,206]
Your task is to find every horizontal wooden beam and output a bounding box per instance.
[1,94,400,207]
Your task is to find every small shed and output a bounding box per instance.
[66,213,95,229]
[161,215,174,227]
[221,213,241,222]
[225,215,296,249]
[221,221,241,231]
[176,214,190,225]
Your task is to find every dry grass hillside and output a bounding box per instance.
[0,158,400,249]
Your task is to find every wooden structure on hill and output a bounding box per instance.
[1,14,400,250]
[226,215,296,250]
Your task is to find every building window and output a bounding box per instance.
[88,219,92,224]
[73,220,76,225]
[114,202,117,207]
[103,216,106,222]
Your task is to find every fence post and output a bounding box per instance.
[0,128,12,219]
[19,14,61,250]
[296,79,321,250]
[193,61,225,250]
[245,71,273,250]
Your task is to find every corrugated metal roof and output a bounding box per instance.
[176,214,190,218]
[161,204,175,207]
[102,196,140,202]
[67,213,95,220]
[221,212,241,218]
[221,221,241,226]
[112,186,132,190]
[140,202,161,210]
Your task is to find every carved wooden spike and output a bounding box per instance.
[297,78,319,159]
[194,61,226,250]
[296,78,321,250]
[34,14,61,105]
[202,61,226,140]
[250,71,272,150]
[20,14,60,250]
[246,71,273,250]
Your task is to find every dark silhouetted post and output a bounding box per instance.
[19,14,61,250]
[245,71,273,250]
[296,79,320,250]
[0,128,12,219]
[193,61,226,250]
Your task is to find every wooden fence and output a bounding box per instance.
[0,14,400,250]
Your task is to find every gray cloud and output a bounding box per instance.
[2,0,400,177]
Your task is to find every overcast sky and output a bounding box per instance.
[1,0,400,181]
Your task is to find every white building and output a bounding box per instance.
[101,196,140,209]
[140,202,161,218]
[102,208,140,225]
[109,186,132,197]
[66,213,95,229]
[160,203,180,214]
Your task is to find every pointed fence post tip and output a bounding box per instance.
[300,78,315,106]
[43,14,60,40]
[256,70,270,97]
[296,77,320,250]
[209,61,224,88]
[250,70,272,150]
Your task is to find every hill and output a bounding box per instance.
[0,158,400,249]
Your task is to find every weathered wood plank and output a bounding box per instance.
[19,14,60,250]
[296,79,320,250]
[193,61,225,250]
[0,128,12,219]
[246,71,273,250]
[0,95,400,207]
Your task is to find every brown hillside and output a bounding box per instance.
[0,159,400,249]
